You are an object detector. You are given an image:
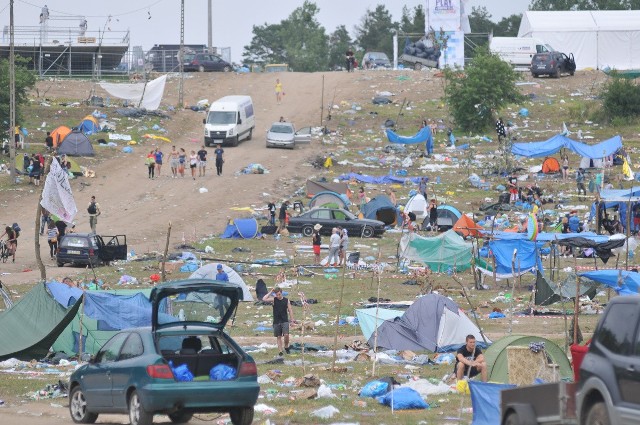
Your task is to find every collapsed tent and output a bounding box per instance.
[541,157,560,173]
[370,294,490,352]
[339,172,423,185]
[306,179,350,198]
[50,125,72,147]
[0,283,81,361]
[361,195,396,225]
[484,335,572,383]
[308,191,350,209]
[399,230,473,272]
[100,74,167,111]
[355,307,404,341]
[57,130,95,156]
[579,270,640,296]
[479,239,544,278]
[557,236,626,263]
[512,134,622,159]
[221,218,259,239]
[189,263,254,301]
[535,271,598,306]
[78,115,99,134]
[454,214,482,238]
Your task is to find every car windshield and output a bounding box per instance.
[183,53,196,63]
[206,111,236,125]
[158,289,233,326]
[368,52,389,61]
[270,124,293,134]
[60,236,95,248]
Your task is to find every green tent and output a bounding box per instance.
[52,288,153,355]
[484,335,573,383]
[399,229,472,272]
[0,283,81,361]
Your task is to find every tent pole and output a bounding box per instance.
[78,294,84,357]
[509,249,517,335]
[371,257,383,377]
[331,262,347,372]
[161,222,171,282]
[451,274,488,347]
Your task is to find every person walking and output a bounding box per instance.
[197,145,207,177]
[428,198,439,233]
[169,146,179,178]
[312,223,322,264]
[214,145,224,176]
[358,187,366,210]
[496,117,507,143]
[154,147,164,176]
[87,195,101,233]
[267,200,277,226]
[46,221,59,260]
[338,228,349,266]
[418,177,428,200]
[275,79,284,104]
[40,209,51,235]
[178,148,187,178]
[277,201,289,234]
[576,168,587,197]
[262,286,294,356]
[328,227,341,266]
[189,150,198,180]
[45,131,53,152]
[561,154,569,181]
[215,264,229,281]
[146,150,155,179]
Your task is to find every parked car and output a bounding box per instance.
[56,233,127,267]
[531,51,575,78]
[363,52,392,69]
[68,279,259,425]
[264,64,289,72]
[265,122,311,149]
[183,53,233,72]
[287,208,385,238]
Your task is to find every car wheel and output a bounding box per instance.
[168,411,193,424]
[69,386,98,424]
[57,261,64,267]
[531,73,539,78]
[552,68,560,78]
[503,411,519,425]
[231,135,239,147]
[586,401,610,425]
[414,62,422,71]
[223,66,232,72]
[301,225,314,237]
[229,407,254,425]
[570,70,575,76]
[362,226,374,238]
[247,129,252,140]
[198,65,205,72]
[128,390,153,425]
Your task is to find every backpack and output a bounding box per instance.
[87,202,97,215]
[11,223,20,238]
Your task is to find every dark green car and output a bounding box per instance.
[68,280,259,425]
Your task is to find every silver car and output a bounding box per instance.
[265,122,311,149]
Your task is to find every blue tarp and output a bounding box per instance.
[469,381,516,425]
[386,126,433,146]
[484,231,610,243]
[83,292,154,330]
[488,239,544,275]
[511,134,622,159]
[361,195,396,222]
[47,282,83,307]
[221,218,259,239]
[339,172,423,185]
[579,270,640,296]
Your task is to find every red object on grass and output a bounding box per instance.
[570,341,591,382]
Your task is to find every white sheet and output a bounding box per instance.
[99,75,167,110]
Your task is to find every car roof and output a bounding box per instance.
[270,122,294,127]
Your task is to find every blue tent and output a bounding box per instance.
[221,218,259,239]
[589,187,640,231]
[512,134,622,159]
[386,127,434,154]
[361,195,396,225]
[579,270,640,296]
[78,118,100,135]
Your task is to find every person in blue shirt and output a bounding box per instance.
[214,146,224,176]
[215,264,229,281]
[568,211,581,233]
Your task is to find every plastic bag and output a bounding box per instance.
[310,405,339,419]
[210,364,237,381]
[359,380,389,398]
[169,361,193,382]
[376,387,429,410]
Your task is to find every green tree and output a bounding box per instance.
[399,5,426,35]
[354,5,397,57]
[280,1,329,72]
[494,14,522,37]
[600,76,640,120]
[328,25,352,70]
[528,0,578,10]
[0,57,37,139]
[468,6,495,34]
[443,49,524,132]
[242,23,286,65]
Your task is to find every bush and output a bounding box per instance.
[601,77,640,120]
[443,50,524,132]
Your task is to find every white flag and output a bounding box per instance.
[41,159,77,223]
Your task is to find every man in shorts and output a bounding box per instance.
[455,335,487,382]
[262,286,294,356]
[197,145,207,177]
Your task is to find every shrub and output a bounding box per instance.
[601,77,640,120]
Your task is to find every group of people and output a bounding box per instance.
[326,226,349,266]
[146,145,224,179]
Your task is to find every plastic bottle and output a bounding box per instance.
[436,176,441,184]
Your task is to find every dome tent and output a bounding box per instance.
[308,191,350,209]
[188,263,253,301]
[221,218,259,239]
[484,335,572,383]
[361,194,396,225]
[57,130,95,156]
[541,157,560,174]
[50,125,72,147]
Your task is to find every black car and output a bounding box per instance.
[184,53,233,72]
[287,208,385,238]
[56,233,127,267]
[531,51,576,78]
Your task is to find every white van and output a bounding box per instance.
[203,95,255,147]
[489,37,555,67]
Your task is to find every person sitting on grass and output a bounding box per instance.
[455,335,487,382]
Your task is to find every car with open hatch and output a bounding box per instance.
[265,122,311,149]
[531,51,575,78]
[287,207,386,238]
[56,233,127,268]
[68,279,259,425]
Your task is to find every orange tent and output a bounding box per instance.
[50,125,72,147]
[453,214,483,238]
[541,157,560,174]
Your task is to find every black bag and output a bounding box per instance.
[261,225,277,235]
[87,202,97,214]
[12,223,20,238]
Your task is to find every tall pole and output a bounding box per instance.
[178,0,185,107]
[9,0,16,185]
[207,0,213,53]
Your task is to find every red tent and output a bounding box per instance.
[453,214,482,238]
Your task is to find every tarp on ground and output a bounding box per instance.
[57,130,95,156]
[355,307,404,341]
[470,381,517,425]
[484,335,573,383]
[221,218,259,239]
[189,263,254,301]
[50,125,71,147]
[370,294,490,352]
[535,271,598,306]
[454,214,482,238]
[100,74,167,110]
[0,283,81,361]
[306,179,350,197]
[361,195,396,225]
[339,172,423,185]
[399,230,473,272]
[308,191,350,209]
[579,270,640,296]
[511,134,622,159]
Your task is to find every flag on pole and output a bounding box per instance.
[41,159,77,223]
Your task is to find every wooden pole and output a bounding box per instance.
[451,274,488,346]
[161,222,171,282]
[371,259,383,377]
[331,262,348,372]
[320,74,324,128]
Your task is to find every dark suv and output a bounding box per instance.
[183,53,233,72]
[531,51,576,78]
[578,296,640,423]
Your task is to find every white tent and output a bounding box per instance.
[404,193,428,220]
[189,263,254,302]
[518,10,640,70]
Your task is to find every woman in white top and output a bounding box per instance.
[189,150,198,180]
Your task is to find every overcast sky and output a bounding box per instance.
[1,0,531,62]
